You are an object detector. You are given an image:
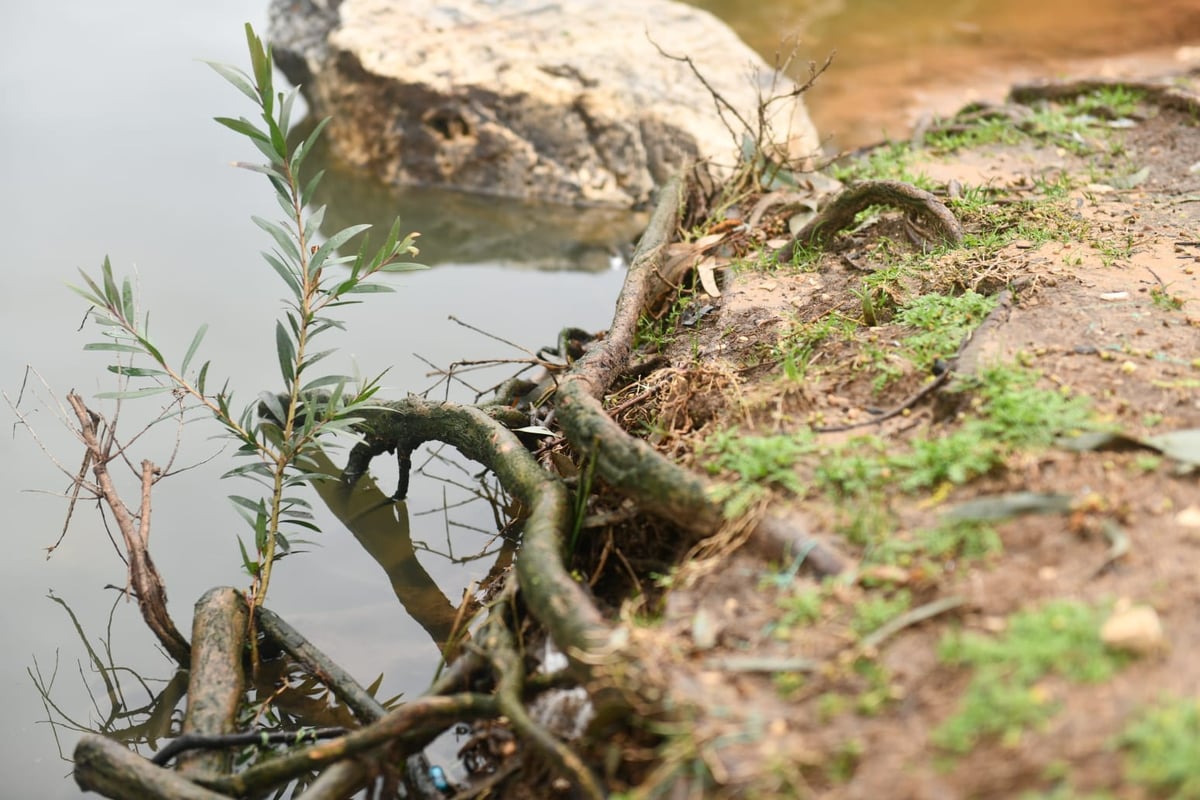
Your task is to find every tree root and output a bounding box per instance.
[343,396,616,663]
[176,587,247,776]
[775,179,964,260]
[478,588,606,800]
[257,605,388,722]
[1009,77,1200,117]
[193,693,498,796]
[556,176,846,575]
[74,735,231,800]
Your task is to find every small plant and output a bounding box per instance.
[70,25,425,614]
[772,314,854,381]
[1068,85,1144,119]
[700,429,817,515]
[893,290,998,372]
[867,520,1001,570]
[926,117,1022,153]
[1150,284,1185,311]
[933,601,1128,753]
[774,585,825,631]
[831,142,933,189]
[1117,697,1200,797]
[851,590,911,638]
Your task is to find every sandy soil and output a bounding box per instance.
[593,71,1200,799]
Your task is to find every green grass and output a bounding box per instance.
[851,590,912,638]
[933,601,1129,753]
[701,363,1096,517]
[893,291,998,372]
[1117,698,1200,797]
[830,142,933,189]
[866,520,1002,571]
[772,314,857,381]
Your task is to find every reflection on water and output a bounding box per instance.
[30,594,187,758]
[31,451,512,788]
[308,132,647,271]
[304,446,514,655]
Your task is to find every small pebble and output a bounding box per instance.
[1102,605,1165,655]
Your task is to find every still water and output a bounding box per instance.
[2,1,1196,796]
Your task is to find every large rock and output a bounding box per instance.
[269,0,820,207]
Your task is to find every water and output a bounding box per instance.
[693,0,1200,149]
[2,1,1197,796]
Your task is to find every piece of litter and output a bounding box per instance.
[1100,291,1130,301]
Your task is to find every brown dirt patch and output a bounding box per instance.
[608,75,1200,798]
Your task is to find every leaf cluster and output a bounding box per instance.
[70,24,425,608]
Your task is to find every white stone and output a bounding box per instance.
[1101,605,1165,656]
[269,0,821,206]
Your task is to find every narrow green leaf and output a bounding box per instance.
[282,519,322,533]
[77,266,107,301]
[251,216,301,262]
[236,535,260,577]
[246,24,272,103]
[181,323,208,375]
[300,374,352,393]
[290,116,331,174]
[237,162,289,183]
[229,494,265,513]
[275,321,296,385]
[370,218,403,272]
[135,333,164,365]
[222,462,273,480]
[254,505,270,551]
[101,258,120,309]
[67,283,104,308]
[265,113,287,162]
[268,175,290,201]
[213,116,270,142]
[344,282,395,294]
[257,391,287,427]
[250,134,284,167]
[95,386,172,400]
[273,188,296,219]
[301,169,325,208]
[299,348,336,373]
[261,251,302,300]
[83,342,143,354]
[204,61,258,104]
[280,495,313,509]
[120,277,135,323]
[308,223,371,277]
[380,261,429,273]
[106,365,166,378]
[197,361,211,395]
[279,87,299,140]
[307,204,326,236]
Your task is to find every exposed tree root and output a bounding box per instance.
[557,175,847,575]
[1009,77,1200,117]
[177,587,247,776]
[775,179,964,260]
[74,735,230,800]
[69,171,887,798]
[194,693,498,796]
[257,605,388,722]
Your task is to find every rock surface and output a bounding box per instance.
[269,0,820,207]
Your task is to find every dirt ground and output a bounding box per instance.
[595,72,1200,799]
